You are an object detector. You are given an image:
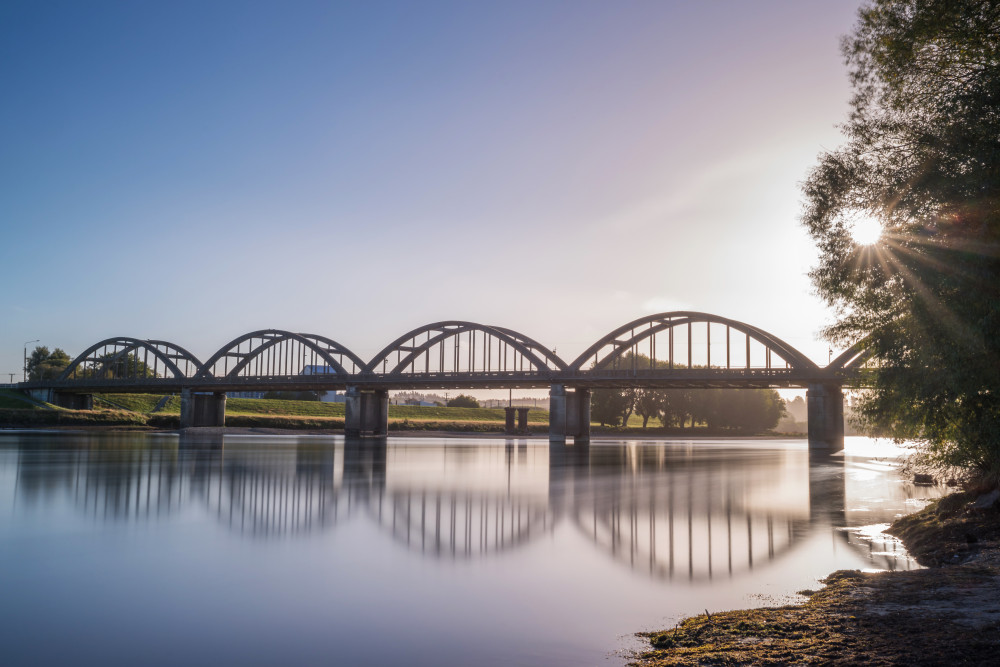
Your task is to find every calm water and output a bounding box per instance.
[0,431,942,666]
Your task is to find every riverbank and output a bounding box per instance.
[0,405,803,438]
[631,490,1000,666]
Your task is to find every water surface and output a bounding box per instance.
[0,432,942,666]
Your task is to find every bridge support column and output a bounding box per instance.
[180,389,226,428]
[504,407,532,435]
[345,387,388,436]
[807,383,844,451]
[549,385,590,442]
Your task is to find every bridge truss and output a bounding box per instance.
[21,312,866,447]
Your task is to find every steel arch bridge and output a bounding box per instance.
[19,312,869,447]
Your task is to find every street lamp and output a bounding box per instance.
[23,339,39,382]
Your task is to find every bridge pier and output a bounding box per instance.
[345,387,389,436]
[807,383,844,451]
[504,407,531,435]
[179,389,227,428]
[549,384,590,442]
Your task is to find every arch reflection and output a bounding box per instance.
[4,432,921,580]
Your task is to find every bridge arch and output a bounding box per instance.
[364,321,567,376]
[369,488,553,559]
[198,330,366,380]
[59,337,203,381]
[571,312,819,374]
[828,338,873,373]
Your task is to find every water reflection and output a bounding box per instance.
[5,432,924,580]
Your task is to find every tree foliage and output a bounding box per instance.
[92,353,158,379]
[446,394,480,408]
[27,346,71,380]
[592,385,785,433]
[589,353,784,432]
[802,0,1000,481]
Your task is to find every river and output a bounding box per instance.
[0,431,943,666]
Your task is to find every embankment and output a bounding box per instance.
[631,490,1000,666]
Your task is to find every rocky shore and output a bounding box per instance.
[632,489,1000,666]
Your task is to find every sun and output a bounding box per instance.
[848,213,883,246]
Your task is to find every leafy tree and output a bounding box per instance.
[634,389,664,428]
[446,394,480,408]
[27,346,71,380]
[92,352,158,379]
[591,388,629,426]
[802,0,1000,482]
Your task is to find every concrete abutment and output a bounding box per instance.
[179,389,227,428]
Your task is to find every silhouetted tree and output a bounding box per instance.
[802,0,1000,481]
[591,388,629,426]
[446,394,480,408]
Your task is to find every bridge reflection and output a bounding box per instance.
[7,434,918,579]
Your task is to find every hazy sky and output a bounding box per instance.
[1,0,864,379]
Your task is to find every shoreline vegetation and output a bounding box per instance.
[631,491,1000,666]
[0,390,807,437]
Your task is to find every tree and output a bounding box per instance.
[591,388,629,426]
[802,1,1000,481]
[446,394,480,408]
[634,389,664,428]
[27,346,71,380]
[90,352,157,379]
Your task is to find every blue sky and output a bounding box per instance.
[2,0,863,378]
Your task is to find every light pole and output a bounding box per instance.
[23,339,39,381]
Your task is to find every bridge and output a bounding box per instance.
[18,312,870,449]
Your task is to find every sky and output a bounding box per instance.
[1,0,865,382]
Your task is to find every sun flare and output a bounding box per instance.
[849,214,883,246]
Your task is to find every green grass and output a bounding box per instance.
[0,390,47,410]
[227,397,343,417]
[96,394,552,423]
[0,408,150,427]
[388,404,549,423]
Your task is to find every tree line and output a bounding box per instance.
[25,347,156,381]
[589,353,785,433]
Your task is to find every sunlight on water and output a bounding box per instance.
[0,432,945,666]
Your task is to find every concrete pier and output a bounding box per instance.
[503,407,531,435]
[345,387,389,436]
[549,384,590,442]
[807,383,844,451]
[179,389,227,428]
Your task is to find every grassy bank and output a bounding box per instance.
[0,390,49,410]
[632,490,1000,666]
[0,408,152,428]
[94,393,551,423]
[3,392,785,436]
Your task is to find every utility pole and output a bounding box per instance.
[23,339,39,381]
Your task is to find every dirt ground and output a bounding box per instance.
[631,491,1000,666]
